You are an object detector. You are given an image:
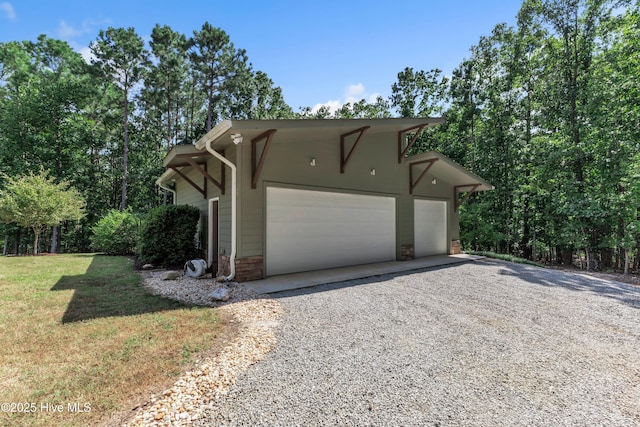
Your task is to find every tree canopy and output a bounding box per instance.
[0,6,638,273]
[0,170,85,254]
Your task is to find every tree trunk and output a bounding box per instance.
[585,247,591,271]
[14,227,20,255]
[50,226,59,254]
[560,247,573,266]
[600,248,612,269]
[623,248,629,275]
[33,228,40,255]
[121,86,129,211]
[3,232,7,256]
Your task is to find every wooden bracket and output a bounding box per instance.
[398,124,428,163]
[454,184,481,212]
[176,153,225,195]
[340,126,370,173]
[409,158,438,194]
[251,129,277,189]
[170,166,205,197]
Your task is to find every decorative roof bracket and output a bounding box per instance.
[409,158,439,194]
[251,129,277,189]
[398,124,428,163]
[454,184,481,212]
[340,126,370,173]
[176,153,225,195]
[170,166,205,197]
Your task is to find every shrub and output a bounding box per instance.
[137,204,200,267]
[91,209,141,255]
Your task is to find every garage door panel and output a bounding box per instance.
[267,187,395,276]
[414,199,447,257]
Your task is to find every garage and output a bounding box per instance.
[266,187,396,276]
[414,199,448,257]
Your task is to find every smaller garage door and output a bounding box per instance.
[414,199,448,257]
[266,187,396,276]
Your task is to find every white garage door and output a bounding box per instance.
[414,199,448,257]
[266,187,396,276]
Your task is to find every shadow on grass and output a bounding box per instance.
[51,255,190,323]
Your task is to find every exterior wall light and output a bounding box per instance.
[310,158,316,166]
[370,169,376,176]
[432,178,437,184]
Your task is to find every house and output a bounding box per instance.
[156,118,493,282]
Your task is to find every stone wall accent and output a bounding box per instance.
[400,244,415,261]
[217,255,264,282]
[450,240,461,255]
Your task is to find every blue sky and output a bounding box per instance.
[0,0,523,112]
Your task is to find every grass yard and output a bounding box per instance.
[0,254,225,427]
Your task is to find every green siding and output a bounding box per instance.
[236,132,459,259]
[174,147,236,259]
[175,131,462,262]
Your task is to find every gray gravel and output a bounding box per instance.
[194,260,640,426]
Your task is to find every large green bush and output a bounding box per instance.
[91,209,141,255]
[137,204,200,267]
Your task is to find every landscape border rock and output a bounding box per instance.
[123,271,282,426]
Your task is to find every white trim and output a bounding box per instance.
[204,137,237,281]
[195,120,233,150]
[208,198,219,269]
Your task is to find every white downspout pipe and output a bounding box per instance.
[204,139,237,281]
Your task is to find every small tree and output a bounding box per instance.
[0,170,86,254]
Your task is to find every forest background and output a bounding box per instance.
[1,0,639,273]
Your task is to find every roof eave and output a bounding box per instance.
[194,120,233,150]
[405,151,494,191]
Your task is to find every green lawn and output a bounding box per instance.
[0,254,224,427]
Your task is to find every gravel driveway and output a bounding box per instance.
[195,260,640,426]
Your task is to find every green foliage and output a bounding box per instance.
[1,23,291,255]
[188,22,249,131]
[0,170,85,254]
[391,67,449,117]
[90,209,141,255]
[406,0,640,271]
[466,250,543,267]
[91,27,150,210]
[2,9,639,274]
[137,204,200,266]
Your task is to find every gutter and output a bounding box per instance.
[199,121,237,281]
[155,178,177,205]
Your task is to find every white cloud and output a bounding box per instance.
[78,46,95,63]
[311,99,342,115]
[0,2,16,20]
[346,83,365,98]
[311,83,382,115]
[67,41,95,64]
[58,20,82,39]
[57,18,109,41]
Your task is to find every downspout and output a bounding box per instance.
[204,139,237,281]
